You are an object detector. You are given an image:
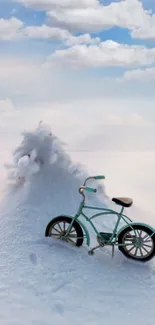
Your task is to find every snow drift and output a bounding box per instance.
[0,123,155,325]
[1,122,109,237]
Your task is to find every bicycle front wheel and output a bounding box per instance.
[45,216,84,247]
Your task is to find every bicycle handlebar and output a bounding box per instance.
[94,175,105,180]
[79,186,97,194]
[83,175,105,186]
[85,186,97,193]
[79,175,105,197]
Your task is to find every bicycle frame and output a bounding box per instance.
[65,197,133,245]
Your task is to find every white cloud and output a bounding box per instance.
[105,114,123,126]
[0,17,23,40]
[0,54,155,105]
[65,33,100,46]
[102,113,151,127]
[47,0,154,36]
[0,57,53,100]
[118,67,155,81]
[75,112,155,152]
[0,99,90,145]
[0,96,155,150]
[24,24,70,40]
[19,100,155,136]
[127,113,151,126]
[0,18,100,44]
[2,1,155,42]
[14,0,98,10]
[24,24,100,44]
[131,25,155,40]
[47,41,155,68]
[0,58,43,87]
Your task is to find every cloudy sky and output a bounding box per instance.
[0,0,155,148]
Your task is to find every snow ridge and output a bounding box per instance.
[0,123,155,325]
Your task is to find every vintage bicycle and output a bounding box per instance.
[45,175,155,262]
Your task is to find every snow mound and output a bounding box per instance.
[0,123,155,325]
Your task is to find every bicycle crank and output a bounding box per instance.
[88,235,116,258]
[88,244,104,255]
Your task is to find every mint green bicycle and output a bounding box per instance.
[45,175,155,262]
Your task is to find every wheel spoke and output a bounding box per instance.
[127,246,135,253]
[66,237,76,245]
[69,228,76,234]
[53,226,61,234]
[142,234,150,241]
[57,223,63,232]
[63,221,66,232]
[144,238,152,243]
[134,247,138,256]
[142,243,152,248]
[142,246,150,254]
[51,233,61,238]
[139,247,144,257]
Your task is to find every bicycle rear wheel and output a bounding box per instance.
[118,224,155,262]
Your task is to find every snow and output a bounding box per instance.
[0,123,155,325]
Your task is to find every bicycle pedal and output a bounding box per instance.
[88,244,101,255]
[88,250,94,255]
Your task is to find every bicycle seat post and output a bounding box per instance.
[120,206,124,215]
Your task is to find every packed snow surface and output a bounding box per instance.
[0,123,155,325]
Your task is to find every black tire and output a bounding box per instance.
[45,216,84,247]
[118,224,155,262]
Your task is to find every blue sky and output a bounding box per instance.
[2,2,155,71]
[1,1,155,56]
[0,1,46,25]
[0,0,155,145]
[1,0,155,49]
